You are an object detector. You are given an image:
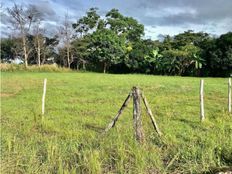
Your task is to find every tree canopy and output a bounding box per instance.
[2,4,232,77]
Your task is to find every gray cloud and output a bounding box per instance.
[1,0,232,39]
[120,0,232,27]
[28,1,56,20]
[72,0,232,33]
[1,13,11,25]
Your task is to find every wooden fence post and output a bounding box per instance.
[132,87,144,143]
[141,93,162,136]
[105,92,132,132]
[200,79,205,121]
[42,78,47,115]
[104,87,162,141]
[229,78,231,113]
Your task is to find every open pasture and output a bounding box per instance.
[1,72,232,173]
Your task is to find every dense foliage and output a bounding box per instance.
[1,6,232,76]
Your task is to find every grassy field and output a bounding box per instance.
[1,72,232,174]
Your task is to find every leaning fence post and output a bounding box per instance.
[42,78,47,116]
[141,93,162,136]
[104,92,132,132]
[200,79,205,121]
[132,87,144,143]
[228,78,231,113]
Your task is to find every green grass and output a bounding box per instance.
[1,72,232,174]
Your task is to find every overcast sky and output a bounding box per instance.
[1,0,232,39]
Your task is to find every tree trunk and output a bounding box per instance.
[132,87,144,143]
[103,62,107,73]
[22,36,28,68]
[83,62,86,70]
[24,52,28,68]
[37,38,41,66]
[76,62,79,70]
[71,53,74,65]
[42,53,46,65]
[67,46,70,68]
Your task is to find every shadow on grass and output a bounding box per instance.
[84,123,105,133]
[173,118,208,131]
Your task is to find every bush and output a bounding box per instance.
[0,64,72,72]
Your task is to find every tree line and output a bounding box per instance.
[1,4,232,76]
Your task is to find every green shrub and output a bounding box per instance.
[0,64,71,72]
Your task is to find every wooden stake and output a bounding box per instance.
[141,93,162,136]
[42,78,47,115]
[200,79,205,121]
[228,78,231,113]
[104,87,162,142]
[132,87,144,143]
[105,92,132,132]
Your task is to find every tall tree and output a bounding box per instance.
[0,37,19,61]
[59,14,74,68]
[32,20,45,66]
[42,36,59,65]
[106,8,144,41]
[206,32,232,76]
[71,37,90,70]
[88,29,126,73]
[72,8,100,37]
[7,3,40,67]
